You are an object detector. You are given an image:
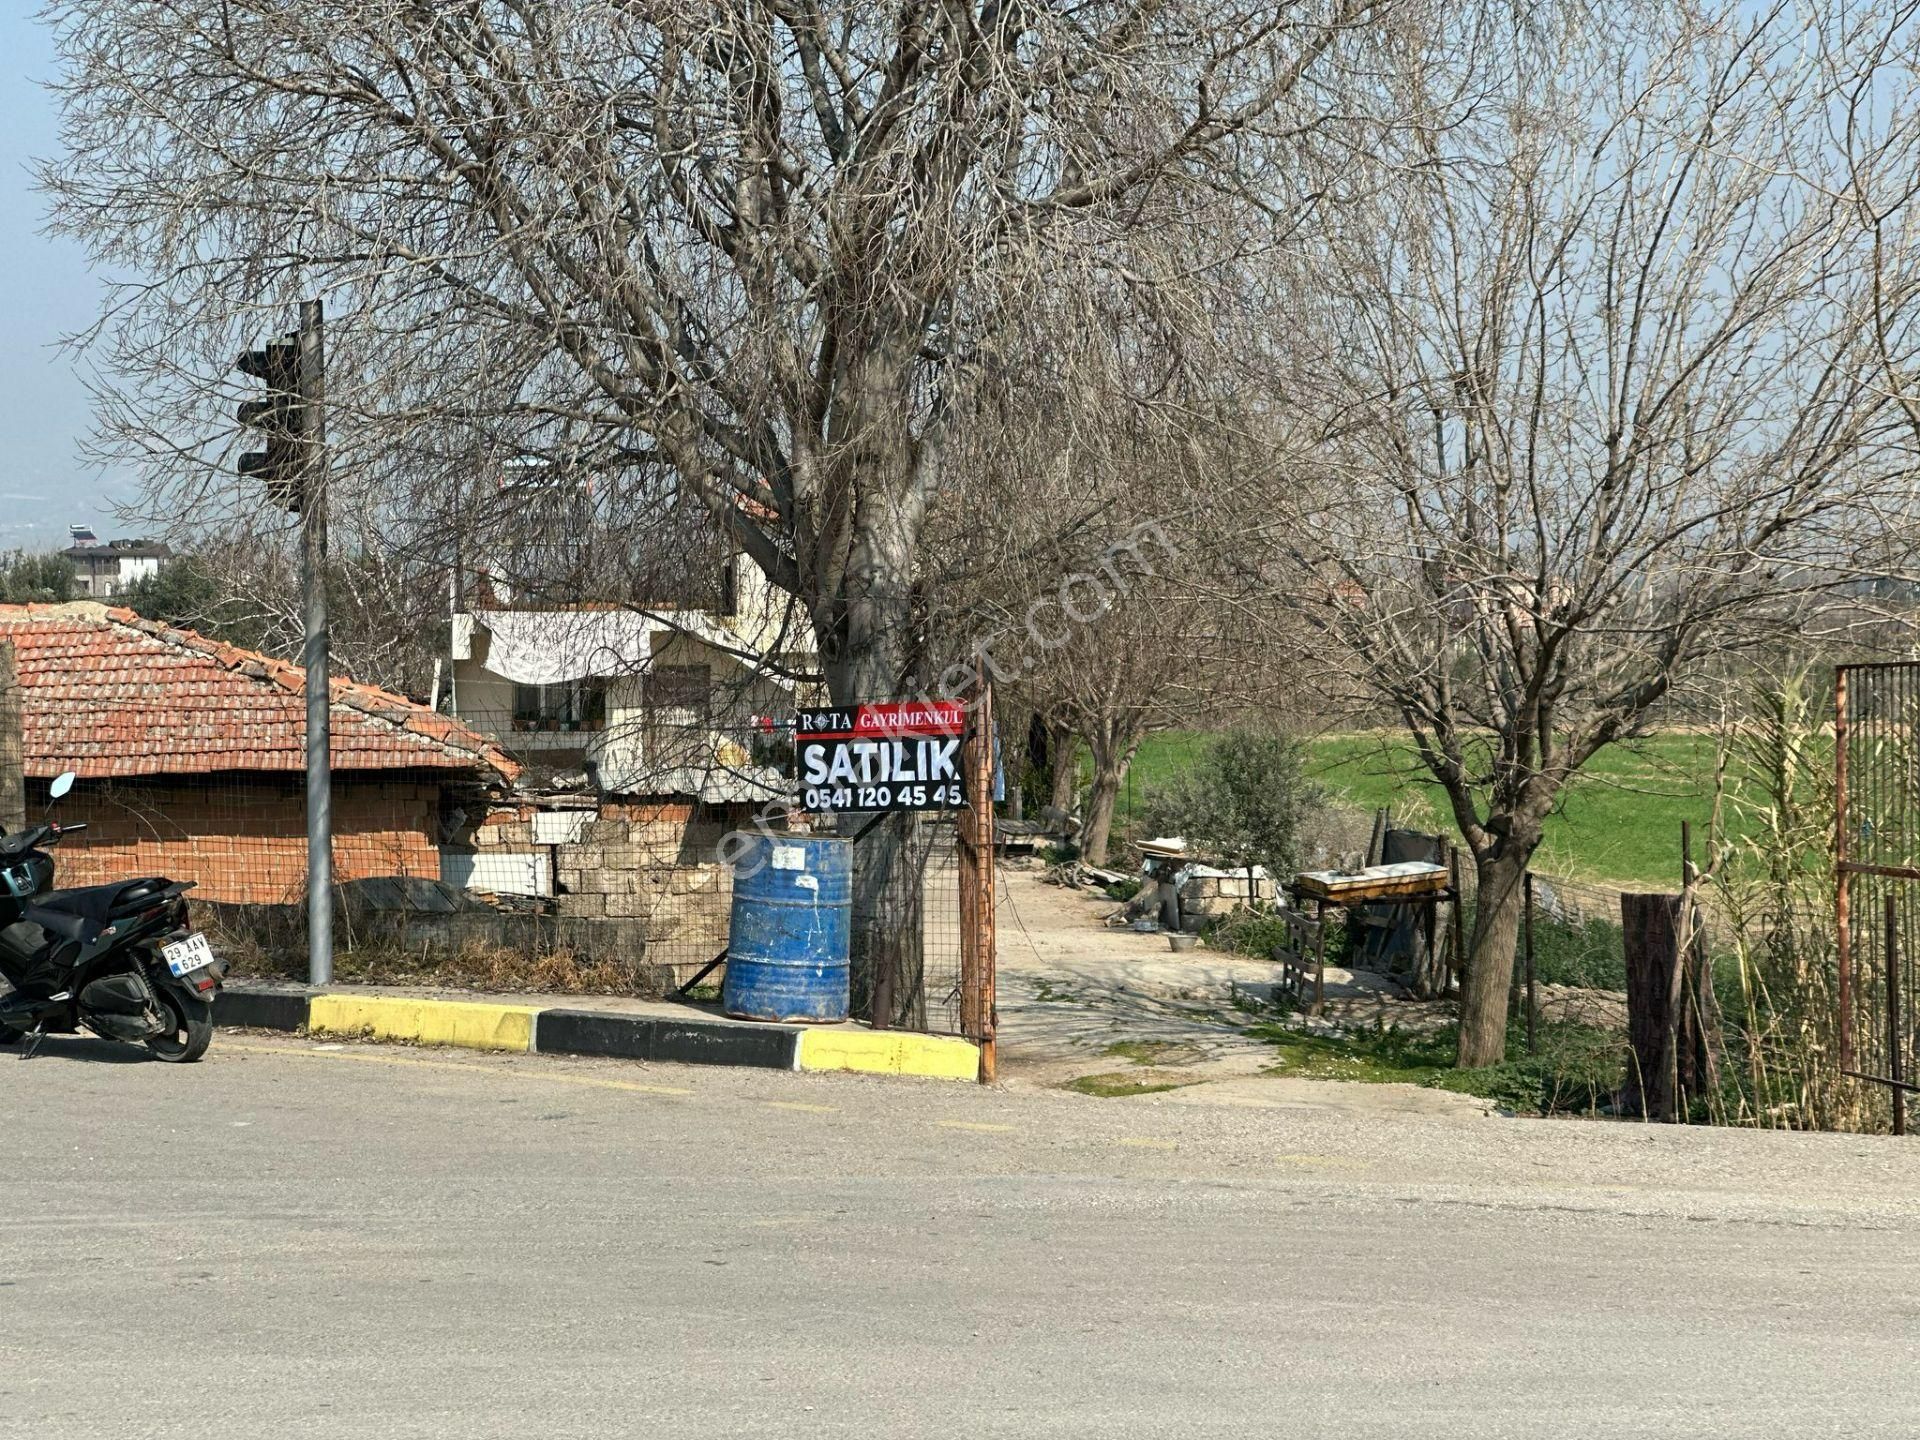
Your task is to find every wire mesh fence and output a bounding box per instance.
[24,705,973,1039]
[40,763,974,1035]
[849,816,966,1035]
[1504,871,1630,993]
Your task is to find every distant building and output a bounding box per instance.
[62,528,173,598]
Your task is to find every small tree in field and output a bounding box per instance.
[1142,730,1322,886]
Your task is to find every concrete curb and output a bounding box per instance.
[310,993,541,1053]
[214,986,311,1033]
[534,1009,800,1069]
[214,984,979,1082]
[796,1028,982,1080]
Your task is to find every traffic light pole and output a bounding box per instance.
[299,299,333,987]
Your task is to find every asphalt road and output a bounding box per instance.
[4,1033,1919,1439]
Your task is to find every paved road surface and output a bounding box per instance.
[4,1033,1919,1438]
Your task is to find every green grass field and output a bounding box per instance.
[1098,731,1210,829]
[1109,729,1762,889]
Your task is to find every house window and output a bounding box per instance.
[646,665,711,713]
[511,679,608,731]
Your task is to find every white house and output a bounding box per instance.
[449,557,812,802]
[62,529,172,598]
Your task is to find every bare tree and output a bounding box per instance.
[123,528,449,697]
[1245,3,1918,1065]
[1020,585,1192,867]
[1826,4,1920,473]
[42,0,1435,700]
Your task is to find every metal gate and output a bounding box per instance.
[1835,663,1920,1130]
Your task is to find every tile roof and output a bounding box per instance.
[0,604,519,784]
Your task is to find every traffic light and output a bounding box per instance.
[235,335,307,513]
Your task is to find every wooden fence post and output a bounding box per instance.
[1447,845,1467,991]
[1524,873,1537,1055]
[1620,892,1710,1121]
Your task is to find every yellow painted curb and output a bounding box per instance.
[308,994,539,1053]
[796,1028,980,1081]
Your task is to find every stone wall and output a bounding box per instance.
[467,803,736,970]
[1175,868,1279,924]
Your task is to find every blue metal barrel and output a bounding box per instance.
[722,834,853,1023]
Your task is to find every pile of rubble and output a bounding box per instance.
[1044,836,1279,939]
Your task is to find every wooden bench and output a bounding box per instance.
[1270,908,1326,1015]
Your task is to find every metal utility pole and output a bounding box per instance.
[299,299,333,986]
[236,298,332,983]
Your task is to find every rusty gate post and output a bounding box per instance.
[1889,894,1905,1138]
[959,720,979,1042]
[958,675,998,1083]
[1836,666,1851,1070]
[976,679,997,1083]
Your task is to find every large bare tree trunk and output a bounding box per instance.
[1456,846,1532,1067]
[1047,723,1079,815]
[826,497,931,1028]
[1081,740,1137,868]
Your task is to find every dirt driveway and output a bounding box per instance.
[993,865,1494,1118]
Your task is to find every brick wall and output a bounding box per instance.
[46,774,445,904]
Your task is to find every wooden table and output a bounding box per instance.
[1289,862,1459,1000]
[1293,862,1448,904]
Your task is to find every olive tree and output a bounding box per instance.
[1141,729,1322,878]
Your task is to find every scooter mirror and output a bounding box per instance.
[48,772,75,800]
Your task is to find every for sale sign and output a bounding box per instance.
[796,701,967,814]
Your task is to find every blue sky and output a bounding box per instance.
[0,11,132,552]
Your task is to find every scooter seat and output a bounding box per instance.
[34,879,177,932]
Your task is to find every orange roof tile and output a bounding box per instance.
[0,604,519,784]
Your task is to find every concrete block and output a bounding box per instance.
[601,890,650,919]
[796,1028,979,1081]
[215,985,310,1032]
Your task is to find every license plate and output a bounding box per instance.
[162,933,217,977]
